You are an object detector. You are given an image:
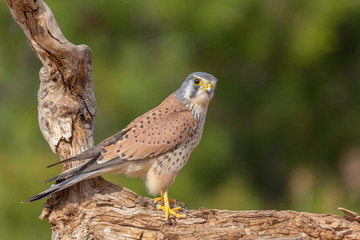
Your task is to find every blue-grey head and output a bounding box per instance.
[175,72,218,108]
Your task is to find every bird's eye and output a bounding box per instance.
[193,78,202,86]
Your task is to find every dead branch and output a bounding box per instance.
[4,0,360,239]
[40,180,360,239]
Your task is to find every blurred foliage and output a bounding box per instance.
[1,0,360,239]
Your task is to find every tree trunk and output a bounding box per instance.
[4,0,360,239]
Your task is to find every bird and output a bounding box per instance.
[23,72,218,222]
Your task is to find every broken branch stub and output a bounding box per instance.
[5,0,96,171]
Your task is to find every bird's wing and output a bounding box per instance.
[99,94,198,162]
[46,94,197,179]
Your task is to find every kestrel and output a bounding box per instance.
[24,72,218,222]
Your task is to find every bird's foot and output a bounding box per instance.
[152,196,163,206]
[153,191,187,224]
[152,197,187,210]
[157,204,186,224]
[169,199,188,210]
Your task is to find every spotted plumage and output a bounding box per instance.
[23,72,218,222]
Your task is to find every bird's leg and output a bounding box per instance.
[156,191,186,222]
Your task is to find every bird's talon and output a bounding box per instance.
[155,192,188,222]
[169,210,186,219]
[172,206,182,211]
[152,197,163,206]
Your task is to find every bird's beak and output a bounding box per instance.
[201,83,212,95]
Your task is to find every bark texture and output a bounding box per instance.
[5,0,360,239]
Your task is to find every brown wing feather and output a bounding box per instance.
[47,94,197,169]
[99,94,197,163]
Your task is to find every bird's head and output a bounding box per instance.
[176,72,218,108]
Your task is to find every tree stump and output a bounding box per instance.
[4,0,360,239]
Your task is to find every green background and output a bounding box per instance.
[1,0,360,239]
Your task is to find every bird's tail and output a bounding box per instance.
[22,171,96,203]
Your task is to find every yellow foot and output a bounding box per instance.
[152,196,163,205]
[153,191,188,224]
[153,196,187,210]
[157,205,186,220]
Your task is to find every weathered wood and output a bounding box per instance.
[339,207,360,223]
[4,0,96,164]
[4,0,360,239]
[42,179,360,239]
